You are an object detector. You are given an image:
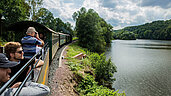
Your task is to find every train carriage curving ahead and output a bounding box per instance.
[0,21,71,95]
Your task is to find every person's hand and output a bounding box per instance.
[11,82,22,88]
[27,66,31,76]
[35,33,40,39]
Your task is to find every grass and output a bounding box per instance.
[65,41,126,96]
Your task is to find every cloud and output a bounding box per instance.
[43,0,77,20]
[99,0,117,8]
[140,0,171,9]
[43,0,171,30]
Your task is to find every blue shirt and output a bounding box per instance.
[21,36,42,59]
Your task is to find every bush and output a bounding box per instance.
[89,53,117,85]
[66,42,125,95]
[67,61,84,71]
[77,75,125,96]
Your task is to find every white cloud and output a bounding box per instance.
[82,0,100,9]
[43,0,171,30]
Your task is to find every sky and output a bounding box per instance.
[43,0,171,30]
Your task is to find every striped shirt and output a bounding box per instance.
[21,36,42,59]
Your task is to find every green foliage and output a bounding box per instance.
[36,8,55,29]
[67,42,117,85]
[0,0,74,42]
[114,19,171,40]
[89,53,101,68]
[64,22,74,35]
[100,18,113,43]
[66,42,125,96]
[36,9,73,35]
[89,53,117,85]
[55,18,66,32]
[65,42,88,71]
[77,75,98,92]
[0,0,30,24]
[67,42,87,57]
[73,7,113,53]
[77,75,125,96]
[81,58,91,67]
[67,61,84,71]
[0,37,7,46]
[27,0,43,21]
[72,37,78,40]
[0,0,30,41]
[114,31,137,40]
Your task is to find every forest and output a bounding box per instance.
[0,0,74,42]
[0,1,123,95]
[73,7,113,53]
[0,1,113,53]
[113,19,171,40]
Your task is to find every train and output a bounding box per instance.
[0,21,72,95]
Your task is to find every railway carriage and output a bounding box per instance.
[0,21,72,95]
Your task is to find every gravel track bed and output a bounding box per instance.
[48,45,67,95]
[48,40,79,96]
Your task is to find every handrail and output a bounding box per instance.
[0,54,35,95]
[13,55,42,96]
[0,43,48,95]
[37,42,48,60]
[14,43,49,95]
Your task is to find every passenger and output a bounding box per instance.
[36,33,44,59]
[39,33,45,42]
[4,42,44,84]
[21,27,44,59]
[0,53,50,96]
[36,45,44,59]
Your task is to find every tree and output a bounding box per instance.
[74,8,106,52]
[73,7,113,52]
[27,0,43,21]
[0,0,30,41]
[99,19,113,43]
[36,9,73,35]
[55,18,65,32]
[114,19,171,40]
[64,22,73,35]
[144,30,152,39]
[89,53,117,86]
[36,8,55,29]
[165,25,171,40]
[0,0,30,25]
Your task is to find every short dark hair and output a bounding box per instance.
[4,42,22,59]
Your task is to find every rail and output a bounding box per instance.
[0,43,48,95]
[0,21,72,95]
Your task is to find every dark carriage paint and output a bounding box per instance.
[0,21,72,94]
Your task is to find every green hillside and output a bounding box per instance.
[113,19,171,40]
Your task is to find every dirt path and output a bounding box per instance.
[48,45,79,96]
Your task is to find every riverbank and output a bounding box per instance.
[48,41,125,96]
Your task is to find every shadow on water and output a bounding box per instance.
[134,46,171,50]
[124,39,171,50]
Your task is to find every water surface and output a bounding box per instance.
[106,39,171,96]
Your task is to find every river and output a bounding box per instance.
[105,39,171,96]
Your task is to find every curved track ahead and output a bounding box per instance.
[48,44,67,86]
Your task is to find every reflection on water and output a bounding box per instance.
[125,40,171,50]
[106,39,171,96]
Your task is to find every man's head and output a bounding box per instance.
[4,42,24,61]
[26,27,38,37]
[0,53,18,82]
